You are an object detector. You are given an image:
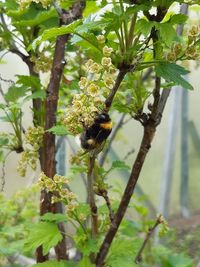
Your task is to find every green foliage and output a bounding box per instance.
[28,20,82,50]
[41,212,68,223]
[78,257,95,267]
[0,188,38,260]
[32,260,75,267]
[155,62,193,90]
[1,0,199,266]
[24,221,62,255]
[47,125,69,136]
[111,160,130,170]
[153,245,195,267]
[4,85,28,102]
[106,237,140,267]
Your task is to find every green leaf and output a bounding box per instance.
[76,19,110,33]
[169,14,188,25]
[111,160,130,170]
[16,75,41,90]
[32,260,75,267]
[71,32,100,52]
[28,20,82,50]
[159,253,194,267]
[135,19,154,36]
[41,213,68,223]
[106,237,140,267]
[24,222,62,255]
[15,9,58,27]
[78,239,99,256]
[70,165,87,174]
[0,137,9,147]
[4,85,28,102]
[47,125,69,136]
[155,23,177,46]
[155,63,193,90]
[75,203,90,219]
[78,257,95,267]
[23,90,46,102]
[167,254,194,267]
[0,103,6,109]
[83,1,100,18]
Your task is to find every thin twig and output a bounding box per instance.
[135,215,163,263]
[123,148,135,161]
[0,75,15,85]
[87,155,98,237]
[101,190,114,222]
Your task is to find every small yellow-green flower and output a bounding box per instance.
[97,35,105,44]
[51,196,60,204]
[60,188,69,198]
[73,100,83,110]
[68,192,77,200]
[104,76,115,89]
[185,46,198,59]
[67,202,77,212]
[54,174,68,184]
[172,43,182,55]
[89,63,101,73]
[78,77,88,89]
[85,59,94,70]
[166,52,176,62]
[45,179,56,191]
[108,66,117,74]
[188,25,200,37]
[101,57,112,67]
[103,46,113,57]
[87,83,100,97]
[79,213,86,221]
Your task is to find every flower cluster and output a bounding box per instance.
[24,126,44,150]
[63,39,117,135]
[31,53,52,73]
[17,149,38,177]
[166,43,183,62]
[166,26,199,62]
[157,214,169,237]
[17,0,51,9]
[17,126,44,177]
[37,172,77,213]
[186,25,200,60]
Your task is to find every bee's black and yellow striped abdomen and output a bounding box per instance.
[80,113,112,150]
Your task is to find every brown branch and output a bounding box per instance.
[95,123,156,267]
[135,215,163,263]
[95,3,188,266]
[88,155,98,238]
[101,190,114,222]
[37,1,86,262]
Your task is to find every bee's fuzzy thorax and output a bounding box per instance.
[80,112,112,151]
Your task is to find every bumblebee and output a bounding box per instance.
[80,113,112,152]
